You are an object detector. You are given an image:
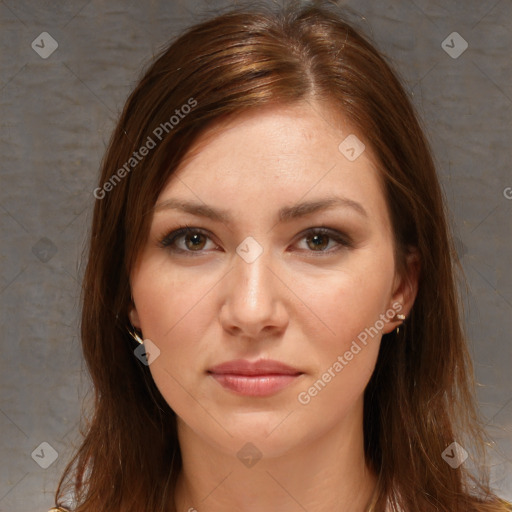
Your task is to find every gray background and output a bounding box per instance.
[0,0,511,510]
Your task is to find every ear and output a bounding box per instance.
[129,302,141,330]
[382,247,421,334]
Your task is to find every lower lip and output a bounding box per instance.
[210,373,302,396]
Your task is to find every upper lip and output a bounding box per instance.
[208,359,303,376]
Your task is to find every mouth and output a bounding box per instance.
[207,359,304,397]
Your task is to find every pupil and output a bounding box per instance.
[187,233,204,250]
[309,234,327,250]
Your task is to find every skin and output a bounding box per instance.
[129,101,420,512]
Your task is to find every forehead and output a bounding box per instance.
[174,101,368,176]
[156,101,389,227]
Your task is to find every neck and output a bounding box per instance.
[173,400,378,512]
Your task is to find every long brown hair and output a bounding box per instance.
[55,1,511,511]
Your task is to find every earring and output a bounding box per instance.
[395,313,406,334]
[127,325,144,345]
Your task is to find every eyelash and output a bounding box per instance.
[158,224,353,256]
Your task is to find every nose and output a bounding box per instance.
[219,247,289,340]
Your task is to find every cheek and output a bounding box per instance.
[302,251,395,353]
[293,265,392,421]
[130,260,217,389]
[132,270,216,418]
[132,255,217,339]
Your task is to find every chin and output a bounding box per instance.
[223,428,303,461]
[183,408,307,460]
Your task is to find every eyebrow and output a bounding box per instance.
[154,196,368,224]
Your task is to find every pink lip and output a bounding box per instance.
[207,359,303,397]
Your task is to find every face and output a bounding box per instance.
[129,101,417,458]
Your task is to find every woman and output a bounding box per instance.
[52,1,512,511]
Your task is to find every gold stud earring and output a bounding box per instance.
[395,313,406,334]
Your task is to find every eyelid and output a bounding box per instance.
[158,225,353,255]
[158,225,217,251]
[293,226,353,251]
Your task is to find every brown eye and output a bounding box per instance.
[159,226,216,254]
[295,228,353,254]
[305,232,330,251]
[183,232,207,251]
